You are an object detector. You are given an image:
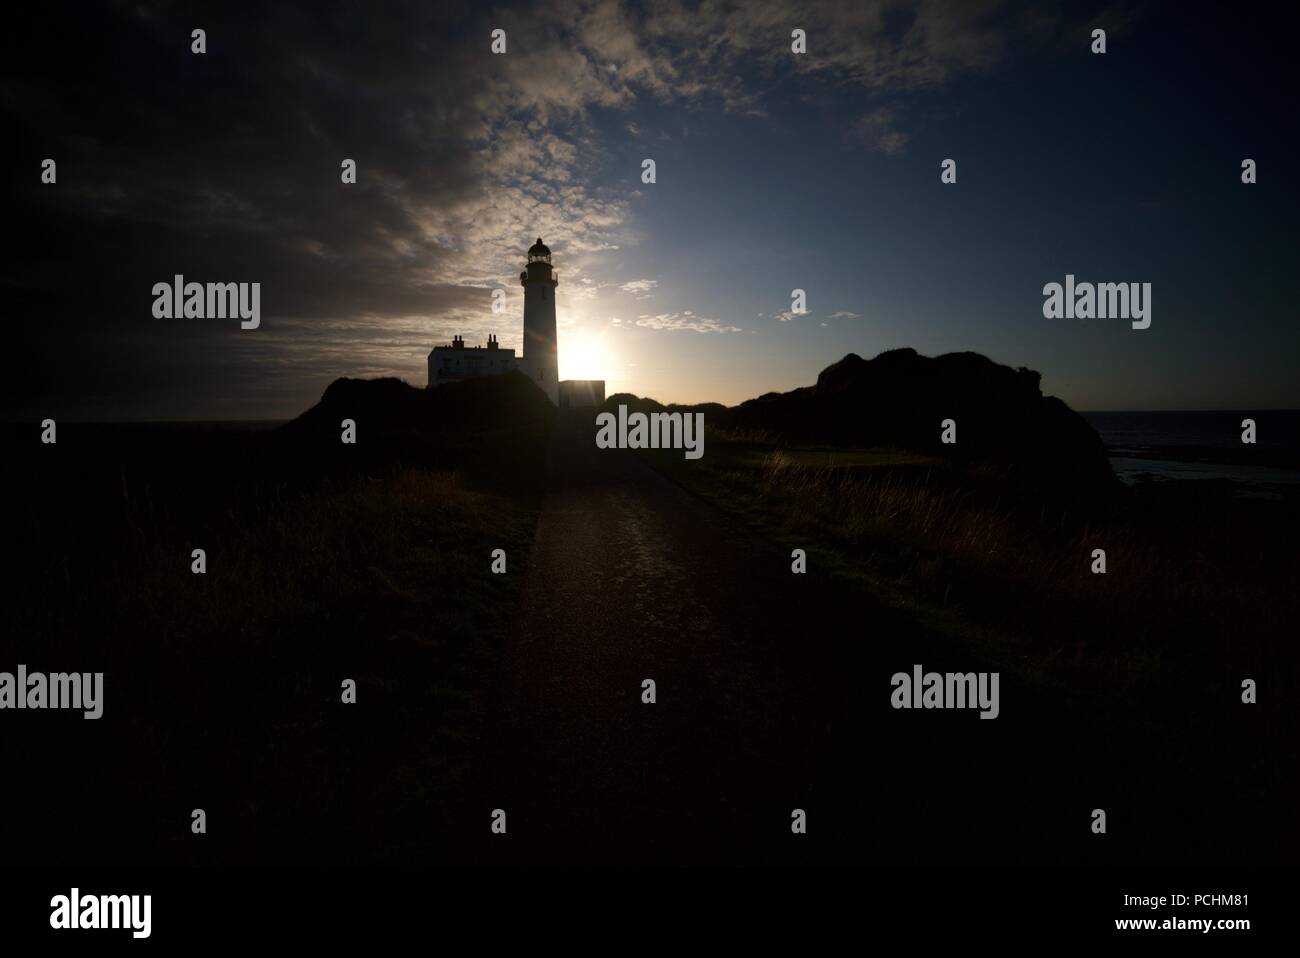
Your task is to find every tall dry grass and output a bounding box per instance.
[661,441,1300,794]
[1,462,541,863]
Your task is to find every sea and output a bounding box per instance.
[1081,410,1300,498]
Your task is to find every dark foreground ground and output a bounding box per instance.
[463,411,1293,865]
[1,408,1295,867]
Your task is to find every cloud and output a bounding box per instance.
[636,311,741,334]
[3,0,1040,418]
[619,278,659,297]
[778,307,860,324]
[855,108,910,154]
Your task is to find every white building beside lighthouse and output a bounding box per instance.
[426,333,516,388]
[427,238,603,408]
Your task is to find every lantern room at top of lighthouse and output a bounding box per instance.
[521,237,557,286]
[527,237,551,263]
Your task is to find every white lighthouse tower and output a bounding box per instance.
[520,237,559,405]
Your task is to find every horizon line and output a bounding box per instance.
[9,407,1300,427]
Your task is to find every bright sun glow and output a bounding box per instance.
[561,328,613,381]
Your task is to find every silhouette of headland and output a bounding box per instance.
[607,348,1115,491]
[286,347,1113,491]
[279,369,556,485]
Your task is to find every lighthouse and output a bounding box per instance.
[520,237,559,405]
[429,237,603,407]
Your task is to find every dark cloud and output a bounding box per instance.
[5,1,499,417]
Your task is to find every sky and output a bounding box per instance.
[4,0,1298,420]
